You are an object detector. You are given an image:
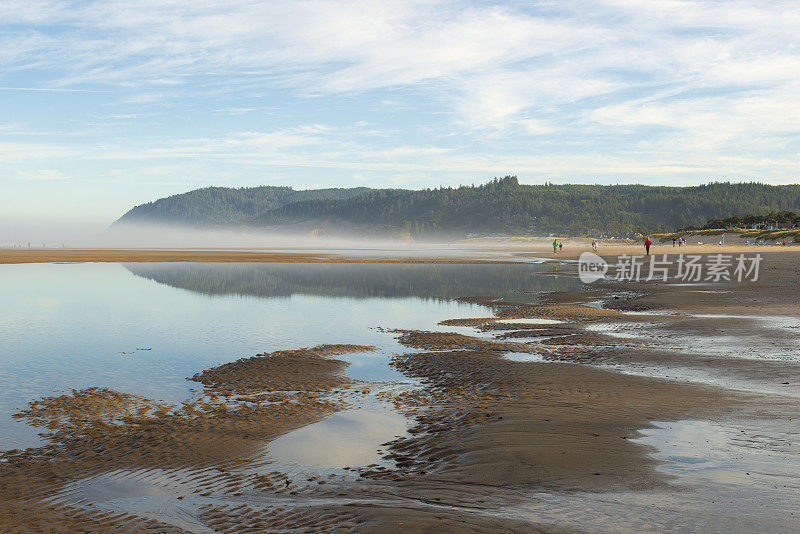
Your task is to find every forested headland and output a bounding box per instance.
[113,177,800,238]
[114,185,373,226]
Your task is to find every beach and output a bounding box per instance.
[0,246,797,532]
[8,1,800,531]
[0,242,793,264]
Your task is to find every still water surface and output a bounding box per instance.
[0,261,575,450]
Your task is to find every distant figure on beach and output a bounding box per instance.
[592,240,597,252]
[558,242,563,252]
[644,237,652,255]
[553,238,558,254]
[783,239,787,246]
[672,237,677,247]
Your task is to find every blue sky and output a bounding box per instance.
[1,0,799,228]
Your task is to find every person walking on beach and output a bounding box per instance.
[644,237,652,255]
[558,241,563,252]
[553,238,558,254]
[672,237,677,247]
[592,240,597,252]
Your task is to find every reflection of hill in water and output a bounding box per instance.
[124,262,578,301]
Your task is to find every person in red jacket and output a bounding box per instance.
[644,237,652,255]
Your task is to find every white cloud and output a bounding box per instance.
[16,169,66,180]
[117,92,168,104]
[1,0,799,206]
[0,86,105,92]
[0,141,77,161]
[212,107,256,115]
[4,2,799,123]
[62,126,795,183]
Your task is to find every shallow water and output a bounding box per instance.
[267,404,410,469]
[585,315,800,362]
[502,352,548,363]
[509,419,800,533]
[494,318,563,325]
[0,261,577,450]
[583,316,800,396]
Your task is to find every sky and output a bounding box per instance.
[1,0,799,229]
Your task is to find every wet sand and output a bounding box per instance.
[0,249,517,265]
[517,242,797,260]
[1,242,794,265]
[1,251,798,532]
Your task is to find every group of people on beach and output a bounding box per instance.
[548,237,677,256]
[552,239,600,254]
[552,239,602,254]
[548,233,788,259]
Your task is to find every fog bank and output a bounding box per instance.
[1,220,439,250]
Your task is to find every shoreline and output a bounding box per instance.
[1,243,796,264]
[0,249,519,264]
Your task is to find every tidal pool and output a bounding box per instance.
[0,261,578,450]
[267,405,410,469]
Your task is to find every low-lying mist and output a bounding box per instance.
[0,221,458,251]
[105,223,432,250]
[1,219,575,252]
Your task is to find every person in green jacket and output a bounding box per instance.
[553,238,558,254]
